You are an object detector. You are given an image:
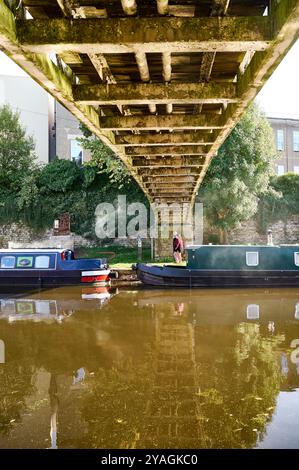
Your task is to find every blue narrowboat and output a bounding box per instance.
[0,248,110,287]
[136,244,299,288]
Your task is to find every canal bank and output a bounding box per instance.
[110,267,140,287]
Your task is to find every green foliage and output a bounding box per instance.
[199,104,277,240]
[0,104,36,192]
[0,106,148,238]
[202,179,259,233]
[76,245,153,265]
[257,173,299,231]
[81,165,97,189]
[38,158,81,193]
[0,111,148,238]
[78,133,131,188]
[17,169,41,209]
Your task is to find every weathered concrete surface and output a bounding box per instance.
[100,114,224,131]
[1,0,299,257]
[132,156,205,167]
[16,16,272,54]
[73,82,237,105]
[115,132,217,146]
[126,146,209,156]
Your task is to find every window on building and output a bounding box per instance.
[246,304,260,320]
[276,129,284,151]
[35,255,50,269]
[277,165,285,176]
[71,140,83,165]
[246,251,259,266]
[293,131,299,152]
[294,166,299,174]
[0,256,15,269]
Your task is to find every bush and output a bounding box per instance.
[38,158,81,193]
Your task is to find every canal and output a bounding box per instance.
[0,286,299,449]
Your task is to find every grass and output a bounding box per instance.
[75,245,186,269]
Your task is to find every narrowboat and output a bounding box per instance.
[136,244,299,288]
[0,248,110,287]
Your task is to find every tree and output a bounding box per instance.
[256,173,299,232]
[38,158,81,193]
[78,123,131,188]
[198,104,277,243]
[0,104,37,192]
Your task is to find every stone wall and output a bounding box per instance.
[0,223,41,248]
[0,223,92,249]
[224,215,299,245]
[0,223,152,250]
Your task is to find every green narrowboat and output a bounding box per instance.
[136,244,299,288]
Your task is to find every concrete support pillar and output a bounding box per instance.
[151,203,195,260]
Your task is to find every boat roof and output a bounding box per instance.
[186,244,299,249]
[0,248,65,253]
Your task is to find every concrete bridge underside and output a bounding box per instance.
[0,0,298,255]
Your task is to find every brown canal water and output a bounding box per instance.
[0,286,299,449]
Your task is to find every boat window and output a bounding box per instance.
[246,251,259,266]
[35,301,51,315]
[16,301,34,315]
[247,304,260,320]
[35,255,50,269]
[0,256,16,269]
[295,303,299,320]
[16,256,33,268]
[294,253,299,266]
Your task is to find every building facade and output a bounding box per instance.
[268,117,299,175]
[0,74,89,165]
[0,74,49,164]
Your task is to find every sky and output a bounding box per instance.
[255,39,299,119]
[0,38,298,118]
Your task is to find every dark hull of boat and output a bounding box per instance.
[0,270,110,287]
[136,264,299,288]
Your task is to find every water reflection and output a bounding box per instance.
[0,287,299,448]
[0,286,114,323]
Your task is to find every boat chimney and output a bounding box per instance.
[267,229,273,246]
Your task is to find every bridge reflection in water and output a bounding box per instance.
[0,287,299,449]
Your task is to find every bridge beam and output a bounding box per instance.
[73,82,237,106]
[126,145,209,156]
[132,156,205,167]
[100,115,224,131]
[2,0,299,240]
[138,168,201,177]
[145,182,195,188]
[16,16,271,54]
[143,175,196,182]
[115,132,216,146]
